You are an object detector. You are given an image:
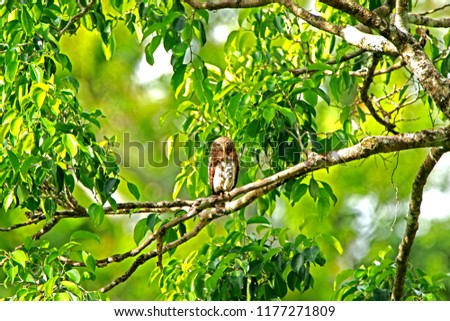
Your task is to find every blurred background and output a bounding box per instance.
[1,1,449,300]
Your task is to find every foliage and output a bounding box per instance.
[0,237,104,300]
[333,247,448,301]
[151,213,328,300]
[0,0,449,301]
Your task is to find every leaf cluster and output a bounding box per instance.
[333,247,449,301]
[151,213,327,300]
[1,236,103,301]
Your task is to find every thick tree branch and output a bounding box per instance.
[394,0,409,32]
[3,127,449,281]
[319,0,450,119]
[391,147,448,301]
[184,0,399,55]
[96,126,450,292]
[408,14,450,28]
[98,180,281,293]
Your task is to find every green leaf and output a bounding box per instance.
[102,33,116,60]
[193,271,205,298]
[313,87,330,105]
[304,246,320,262]
[88,203,105,226]
[163,28,177,51]
[294,234,308,248]
[134,218,148,245]
[44,276,58,297]
[318,233,343,255]
[146,214,160,232]
[70,230,100,243]
[277,106,297,126]
[247,215,271,226]
[82,252,96,274]
[291,252,304,273]
[291,183,308,205]
[29,64,43,82]
[230,270,244,293]
[104,177,120,198]
[274,273,288,297]
[287,271,298,291]
[54,293,71,301]
[5,50,18,83]
[248,260,264,276]
[58,241,81,256]
[317,192,331,220]
[308,178,320,200]
[62,134,78,157]
[171,64,187,92]
[206,223,216,238]
[7,149,20,173]
[61,280,83,298]
[111,0,124,13]
[3,190,15,211]
[320,181,338,205]
[10,117,23,138]
[44,198,57,218]
[307,62,335,72]
[145,35,162,65]
[66,269,81,284]
[127,182,140,200]
[20,7,33,35]
[11,250,28,268]
[334,269,354,290]
[263,107,275,124]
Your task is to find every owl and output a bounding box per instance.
[208,137,239,195]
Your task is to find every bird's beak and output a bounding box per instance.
[222,144,226,156]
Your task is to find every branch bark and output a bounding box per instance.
[360,53,398,133]
[96,126,449,292]
[319,0,450,119]
[391,147,449,301]
[408,14,450,28]
[2,126,449,287]
[184,0,399,55]
[394,0,409,32]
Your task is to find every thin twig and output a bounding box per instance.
[291,49,366,77]
[57,0,96,38]
[418,3,450,16]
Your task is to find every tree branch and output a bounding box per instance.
[184,0,399,55]
[360,53,398,133]
[57,0,96,38]
[93,126,450,292]
[319,0,450,119]
[394,0,409,32]
[291,49,366,77]
[3,126,449,283]
[418,3,450,16]
[391,147,449,301]
[408,14,450,28]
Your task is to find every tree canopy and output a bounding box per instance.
[1,0,450,301]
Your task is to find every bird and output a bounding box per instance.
[208,136,239,196]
